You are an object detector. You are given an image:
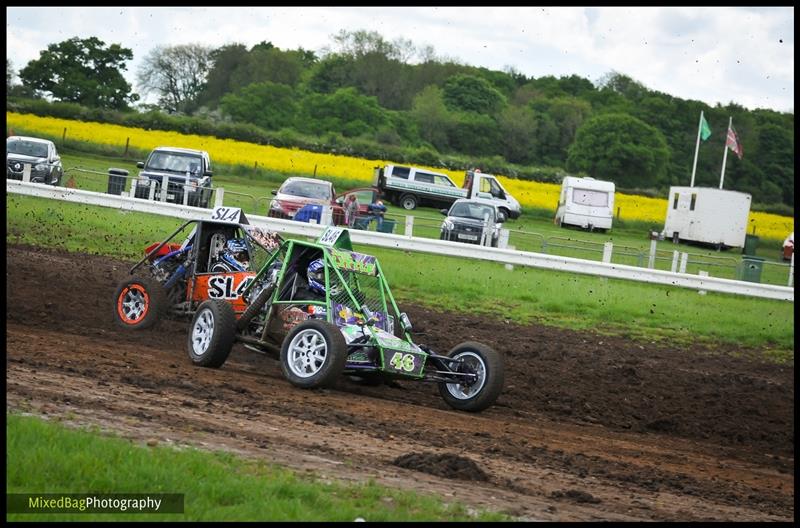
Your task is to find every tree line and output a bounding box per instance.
[6,31,794,210]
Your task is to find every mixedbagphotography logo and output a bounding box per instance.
[7,493,184,514]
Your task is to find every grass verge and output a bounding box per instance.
[6,413,507,521]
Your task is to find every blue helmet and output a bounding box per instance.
[307,258,326,296]
[221,238,249,271]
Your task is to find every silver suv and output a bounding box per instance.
[6,136,63,185]
[134,146,213,207]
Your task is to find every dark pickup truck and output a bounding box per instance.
[134,146,213,207]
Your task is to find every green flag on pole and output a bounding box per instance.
[700,114,712,141]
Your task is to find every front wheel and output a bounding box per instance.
[280,320,348,389]
[113,275,166,330]
[187,300,237,368]
[438,342,504,412]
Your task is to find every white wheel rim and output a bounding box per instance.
[403,198,414,209]
[287,329,328,378]
[191,308,215,356]
[121,288,147,321]
[446,351,487,400]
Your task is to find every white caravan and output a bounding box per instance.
[554,176,615,231]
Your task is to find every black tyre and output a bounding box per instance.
[113,275,167,330]
[280,319,348,389]
[438,341,504,412]
[187,300,237,368]
[399,193,418,210]
[236,283,275,331]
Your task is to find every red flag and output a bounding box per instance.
[726,126,743,159]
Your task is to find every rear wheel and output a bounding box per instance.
[113,276,166,330]
[280,320,347,389]
[438,342,504,412]
[399,193,418,210]
[187,300,237,368]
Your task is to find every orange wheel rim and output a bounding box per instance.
[117,284,150,324]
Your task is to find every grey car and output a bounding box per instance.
[6,136,63,185]
[440,199,505,247]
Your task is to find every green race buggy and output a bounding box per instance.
[187,226,504,412]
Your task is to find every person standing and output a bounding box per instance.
[344,194,360,227]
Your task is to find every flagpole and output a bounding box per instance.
[690,111,704,187]
[719,116,732,189]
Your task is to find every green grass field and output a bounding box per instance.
[6,413,506,522]
[6,193,793,357]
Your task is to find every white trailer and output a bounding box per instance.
[554,176,615,231]
[661,187,751,248]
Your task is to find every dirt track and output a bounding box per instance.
[5,244,794,521]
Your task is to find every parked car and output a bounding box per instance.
[268,177,379,225]
[440,199,504,247]
[6,135,63,185]
[134,146,213,207]
[782,232,794,261]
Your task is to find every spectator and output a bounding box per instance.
[366,199,387,229]
[344,194,360,227]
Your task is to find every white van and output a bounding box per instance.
[374,165,521,220]
[554,176,615,231]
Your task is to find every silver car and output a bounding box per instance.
[6,136,63,185]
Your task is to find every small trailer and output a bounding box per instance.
[661,187,751,248]
[554,176,615,231]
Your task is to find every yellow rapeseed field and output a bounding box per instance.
[7,112,793,240]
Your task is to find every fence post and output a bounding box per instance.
[404,215,414,237]
[160,175,168,202]
[22,164,31,182]
[214,187,225,208]
[671,250,680,273]
[789,253,794,287]
[313,165,317,177]
[124,137,130,157]
[602,242,613,263]
[647,238,658,268]
[616,206,621,220]
[498,229,510,249]
[698,270,708,295]
[679,252,689,273]
[62,127,67,145]
[505,245,515,271]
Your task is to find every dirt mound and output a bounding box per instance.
[393,452,489,481]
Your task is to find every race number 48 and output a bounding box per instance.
[389,352,416,372]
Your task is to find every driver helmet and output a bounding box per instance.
[223,238,249,271]
[307,258,341,297]
[306,258,327,296]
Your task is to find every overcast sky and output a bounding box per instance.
[6,6,795,113]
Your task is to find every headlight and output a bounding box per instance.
[34,163,48,171]
[270,201,283,211]
[138,178,151,187]
[442,219,454,231]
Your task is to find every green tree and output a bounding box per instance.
[566,113,670,188]
[442,74,506,115]
[137,43,213,114]
[20,37,138,109]
[196,44,250,108]
[220,82,297,130]
[298,87,388,137]
[410,85,455,151]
